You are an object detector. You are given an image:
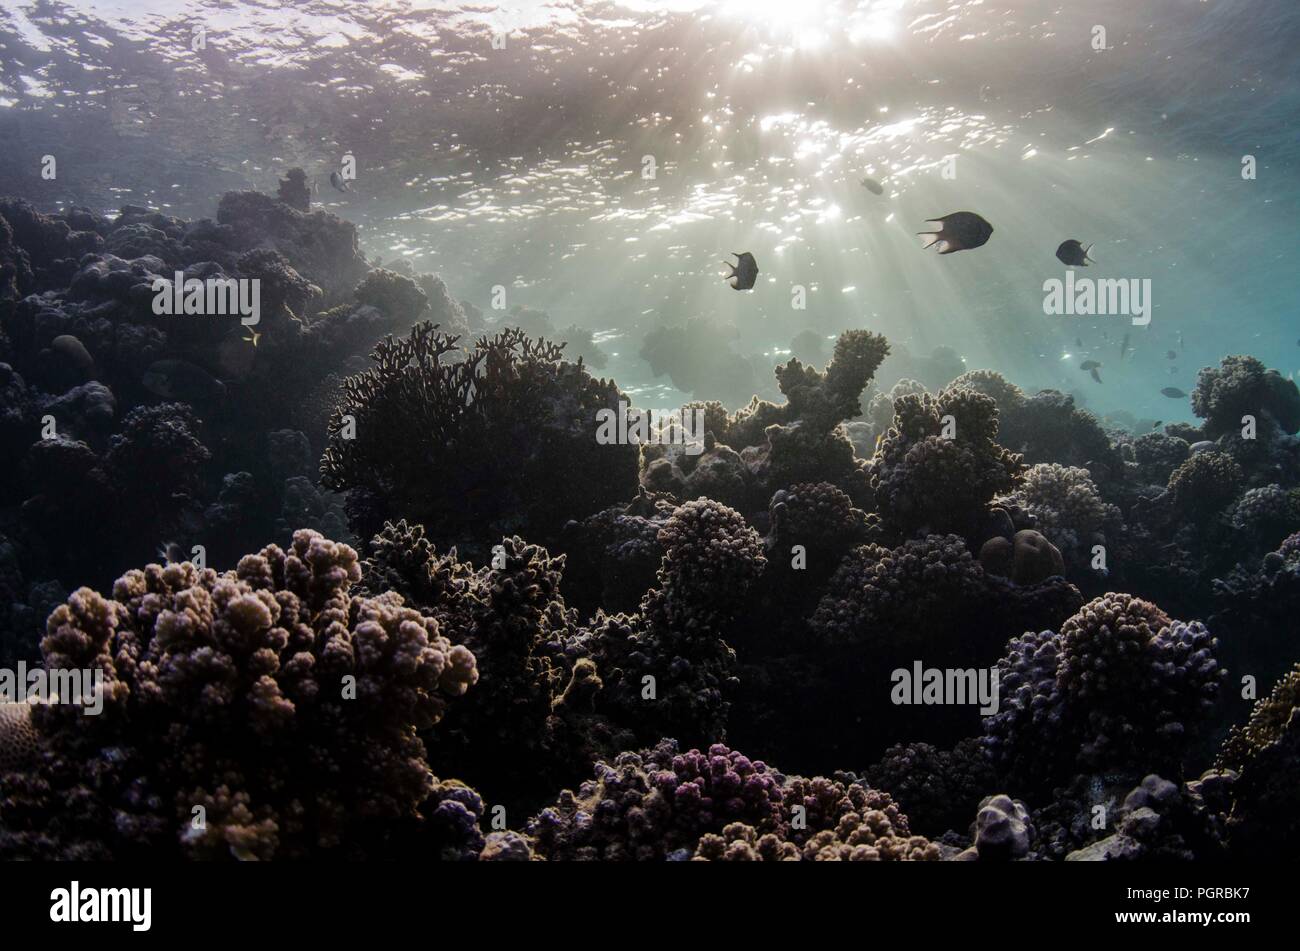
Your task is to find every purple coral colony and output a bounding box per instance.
[0,2,1297,889]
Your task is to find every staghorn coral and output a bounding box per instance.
[321,321,638,558]
[870,384,1023,539]
[0,530,482,860]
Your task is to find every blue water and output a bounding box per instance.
[3,0,1298,420]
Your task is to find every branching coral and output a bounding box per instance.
[1133,431,1191,485]
[0,530,482,860]
[1167,450,1244,521]
[870,384,1023,539]
[527,739,937,861]
[984,593,1224,798]
[321,321,638,557]
[579,499,766,746]
[994,463,1120,569]
[1192,355,1300,438]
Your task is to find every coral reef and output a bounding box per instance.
[984,593,1224,798]
[0,531,482,859]
[870,384,1023,539]
[320,321,638,558]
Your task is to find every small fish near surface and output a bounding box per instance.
[723,251,759,290]
[1119,332,1131,360]
[1089,366,1103,383]
[143,359,227,404]
[1080,360,1101,371]
[1166,350,1177,360]
[329,171,353,193]
[918,212,994,254]
[860,176,885,195]
[1161,387,1188,399]
[1055,239,1095,267]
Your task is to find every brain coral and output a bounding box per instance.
[994,463,1120,567]
[0,530,481,860]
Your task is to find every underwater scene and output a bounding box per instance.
[0,0,1298,885]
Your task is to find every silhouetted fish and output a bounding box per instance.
[1120,333,1131,360]
[143,359,227,404]
[918,212,994,254]
[1166,350,1177,360]
[329,171,352,193]
[1089,366,1103,383]
[723,251,759,290]
[1151,420,1162,429]
[1161,387,1187,399]
[1075,337,1084,348]
[1056,239,1095,266]
[861,176,885,195]
[1080,360,1101,371]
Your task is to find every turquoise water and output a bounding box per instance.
[3,0,1297,418]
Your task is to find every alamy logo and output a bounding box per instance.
[891,662,1000,715]
[1043,273,1151,326]
[50,882,151,931]
[595,401,706,456]
[0,663,106,716]
[152,272,261,326]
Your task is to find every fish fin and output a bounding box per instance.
[919,234,943,251]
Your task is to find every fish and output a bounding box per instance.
[50,334,95,372]
[918,212,994,254]
[1075,337,1084,348]
[1089,366,1103,383]
[1151,420,1162,429]
[1161,387,1188,399]
[1055,239,1095,267]
[1080,360,1101,371]
[861,176,885,195]
[1120,333,1131,360]
[142,359,227,404]
[1166,350,1177,360]
[723,251,759,291]
[329,171,352,193]
[1179,333,1186,351]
